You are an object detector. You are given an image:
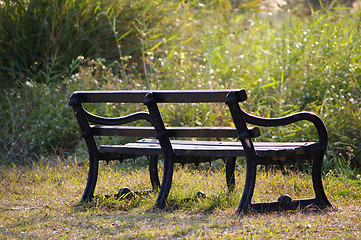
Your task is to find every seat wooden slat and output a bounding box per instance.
[100,139,317,159]
[137,138,315,148]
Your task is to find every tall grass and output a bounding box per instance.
[0,0,167,86]
[0,0,360,171]
[146,2,361,169]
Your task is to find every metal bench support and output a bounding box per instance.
[226,91,332,213]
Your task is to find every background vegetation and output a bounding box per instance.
[0,0,360,173]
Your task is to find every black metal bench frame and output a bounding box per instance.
[69,89,332,213]
[69,91,162,201]
[225,91,332,212]
[69,90,243,202]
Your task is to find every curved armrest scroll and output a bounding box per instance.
[243,111,328,150]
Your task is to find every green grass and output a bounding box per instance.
[0,160,360,239]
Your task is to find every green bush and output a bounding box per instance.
[0,81,78,163]
[0,58,136,164]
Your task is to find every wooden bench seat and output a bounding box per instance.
[100,139,318,162]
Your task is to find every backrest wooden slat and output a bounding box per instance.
[70,91,148,103]
[91,126,240,138]
[91,126,156,137]
[151,89,247,103]
[70,89,247,104]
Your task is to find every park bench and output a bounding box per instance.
[69,89,332,213]
[68,90,240,202]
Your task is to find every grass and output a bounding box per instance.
[0,0,166,86]
[0,159,360,239]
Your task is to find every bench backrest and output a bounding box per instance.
[69,90,248,139]
[143,89,249,138]
[69,91,157,157]
[143,89,261,157]
[69,89,260,156]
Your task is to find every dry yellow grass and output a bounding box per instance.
[0,159,360,239]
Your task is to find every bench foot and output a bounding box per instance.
[311,151,332,209]
[155,156,234,210]
[246,196,332,213]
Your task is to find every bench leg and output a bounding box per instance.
[226,157,236,192]
[149,155,161,191]
[154,152,174,209]
[312,150,332,208]
[81,151,99,202]
[236,155,257,213]
[236,150,332,213]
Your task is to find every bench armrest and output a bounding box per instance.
[226,91,327,151]
[243,111,328,150]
